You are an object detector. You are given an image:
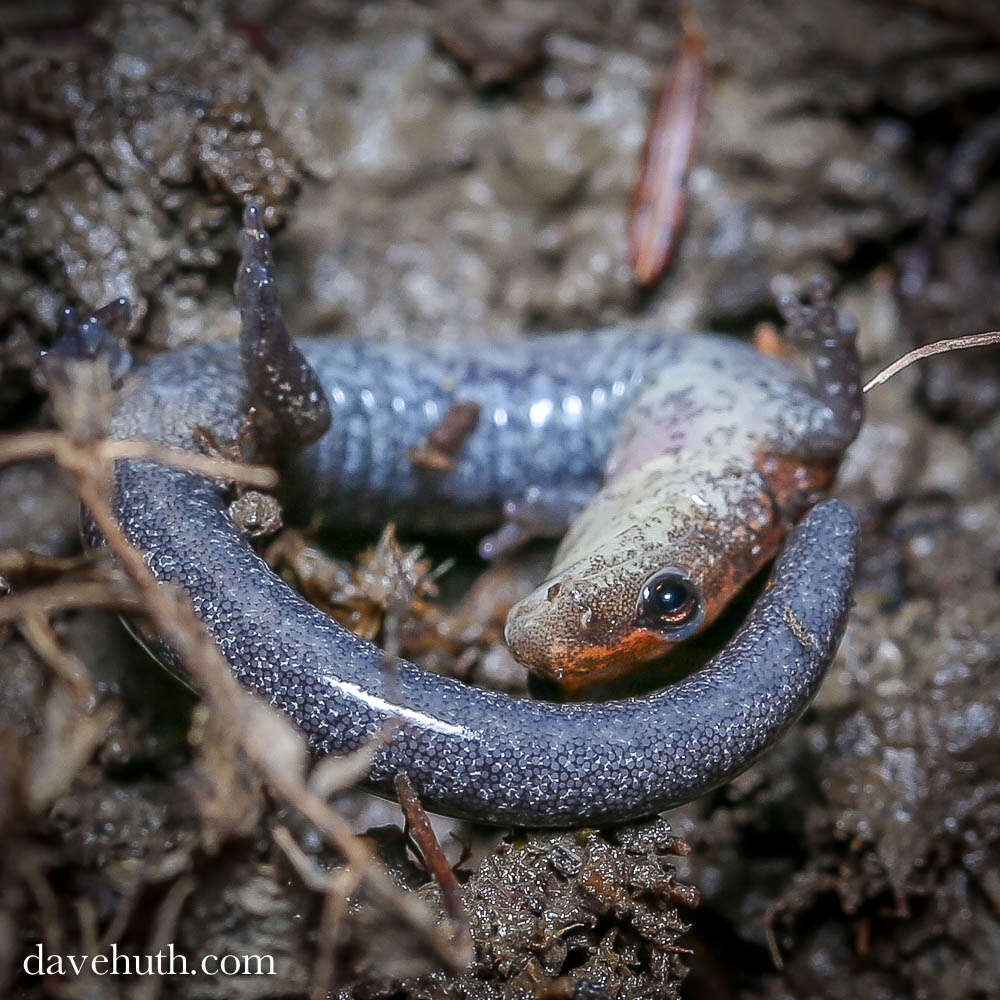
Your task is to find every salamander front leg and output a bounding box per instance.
[479,485,594,560]
[777,276,863,455]
[236,204,331,452]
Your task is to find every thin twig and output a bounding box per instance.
[1,354,467,973]
[311,865,365,1000]
[19,849,64,956]
[98,875,146,951]
[273,825,346,894]
[0,580,144,622]
[272,824,366,999]
[0,549,103,581]
[74,896,100,956]
[0,430,277,489]
[395,773,473,959]
[72,471,464,971]
[863,331,1000,393]
[307,729,391,801]
[132,874,196,1000]
[17,611,94,704]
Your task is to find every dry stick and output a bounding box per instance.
[273,824,339,893]
[93,846,196,956]
[0,549,103,580]
[74,895,100,957]
[18,849,64,956]
[395,773,473,957]
[18,610,94,703]
[0,418,463,973]
[98,876,146,952]
[272,823,365,999]
[132,874,196,1000]
[308,725,395,800]
[312,886,345,1000]
[0,431,277,490]
[68,458,466,974]
[628,2,707,286]
[311,867,365,1000]
[0,580,144,621]
[863,331,1000,393]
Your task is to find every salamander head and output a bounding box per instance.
[504,491,782,694]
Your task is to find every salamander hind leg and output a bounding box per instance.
[42,298,133,386]
[752,278,864,525]
[236,204,331,453]
[479,485,594,560]
[777,275,863,456]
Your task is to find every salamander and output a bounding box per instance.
[67,206,862,827]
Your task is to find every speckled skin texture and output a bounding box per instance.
[285,331,667,533]
[503,319,860,687]
[107,336,858,826]
[283,324,858,689]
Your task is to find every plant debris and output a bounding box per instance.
[1,0,998,997]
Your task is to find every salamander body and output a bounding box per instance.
[282,325,856,691]
[73,209,862,826]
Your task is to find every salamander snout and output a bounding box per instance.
[502,485,788,694]
[505,562,707,693]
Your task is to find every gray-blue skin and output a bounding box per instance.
[82,210,861,828]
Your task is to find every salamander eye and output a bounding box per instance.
[637,570,701,634]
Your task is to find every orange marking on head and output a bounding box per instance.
[755,451,837,522]
[752,321,792,360]
[511,453,840,696]
[530,628,671,693]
